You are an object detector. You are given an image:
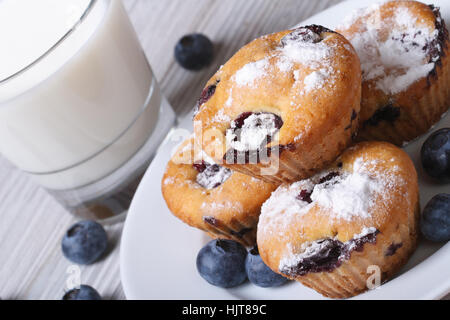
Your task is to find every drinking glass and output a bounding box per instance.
[0,0,176,223]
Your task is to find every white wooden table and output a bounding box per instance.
[0,0,448,300]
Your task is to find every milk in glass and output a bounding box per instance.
[0,0,175,219]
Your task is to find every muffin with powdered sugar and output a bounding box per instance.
[257,142,419,298]
[162,137,277,247]
[337,0,450,146]
[193,25,361,184]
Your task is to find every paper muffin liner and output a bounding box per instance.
[356,48,450,146]
[200,214,259,247]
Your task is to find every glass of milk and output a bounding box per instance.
[0,0,176,222]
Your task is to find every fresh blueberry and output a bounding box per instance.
[421,194,450,242]
[245,247,288,288]
[62,285,102,300]
[175,33,213,70]
[62,220,108,265]
[421,128,450,181]
[196,239,247,288]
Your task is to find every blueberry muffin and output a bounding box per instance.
[257,142,419,298]
[193,25,362,184]
[337,0,450,146]
[162,137,277,246]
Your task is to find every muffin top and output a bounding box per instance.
[162,136,276,221]
[337,0,448,95]
[257,142,419,275]
[193,25,361,163]
[168,136,232,190]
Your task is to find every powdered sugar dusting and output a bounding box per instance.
[276,56,294,72]
[280,36,331,66]
[303,68,330,93]
[225,90,233,107]
[310,159,383,220]
[195,149,232,190]
[261,167,380,222]
[226,113,280,152]
[259,156,404,240]
[166,136,232,190]
[354,226,378,239]
[201,200,244,215]
[338,3,440,94]
[277,27,339,93]
[196,164,232,190]
[279,241,329,269]
[233,58,269,87]
[212,108,231,123]
[163,176,175,186]
[229,26,340,96]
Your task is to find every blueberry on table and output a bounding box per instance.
[421,194,450,242]
[175,33,213,70]
[196,239,247,288]
[245,247,289,288]
[421,128,450,181]
[62,285,102,300]
[62,220,108,265]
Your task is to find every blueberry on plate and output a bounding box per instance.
[175,33,213,70]
[421,194,450,242]
[196,239,247,288]
[62,285,102,300]
[245,247,289,288]
[421,128,450,181]
[62,220,108,265]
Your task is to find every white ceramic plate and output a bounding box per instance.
[121,0,450,300]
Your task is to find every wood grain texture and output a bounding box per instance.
[0,0,448,300]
